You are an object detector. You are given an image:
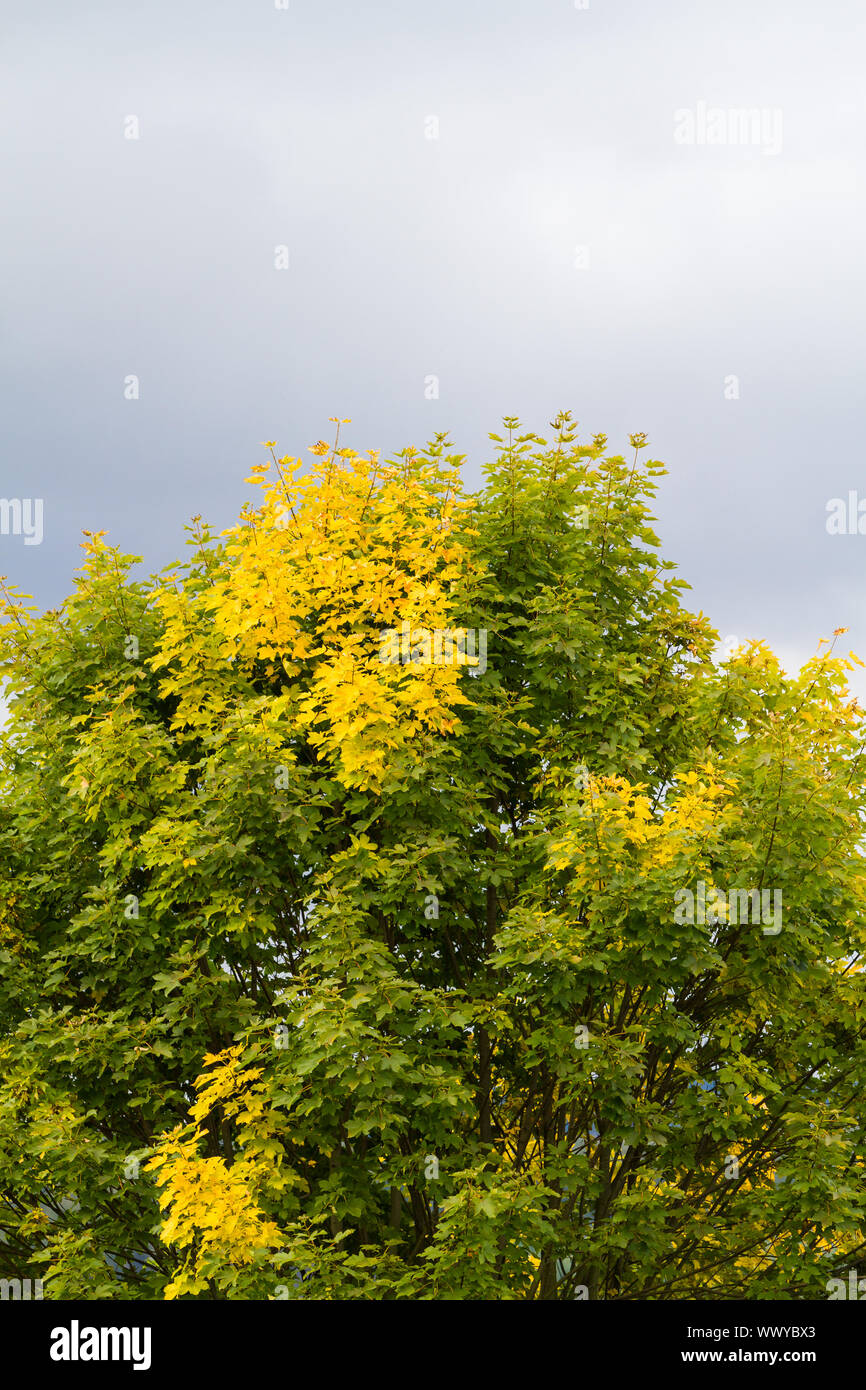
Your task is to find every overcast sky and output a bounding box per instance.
[3,0,866,694]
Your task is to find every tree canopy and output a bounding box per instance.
[2,413,865,1300]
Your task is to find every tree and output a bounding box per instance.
[1,412,865,1300]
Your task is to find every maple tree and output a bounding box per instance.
[2,412,866,1300]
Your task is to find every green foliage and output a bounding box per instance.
[1,413,866,1300]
